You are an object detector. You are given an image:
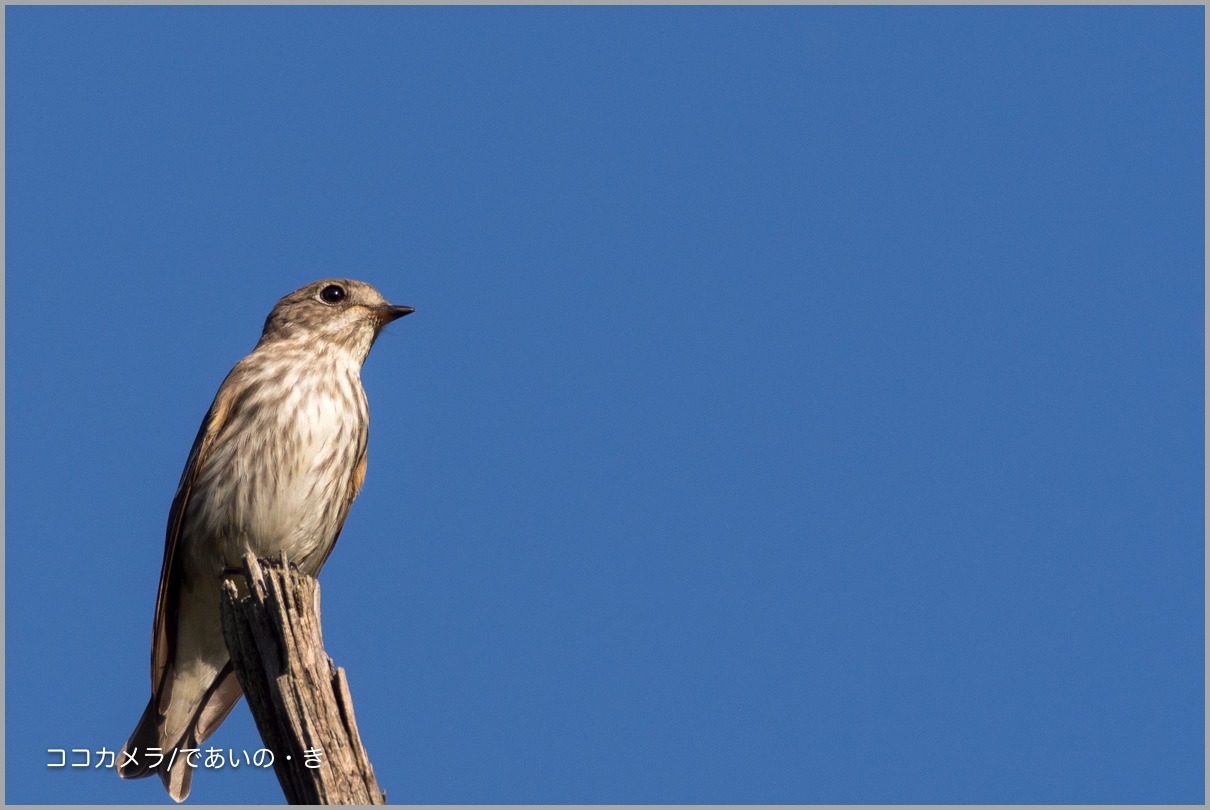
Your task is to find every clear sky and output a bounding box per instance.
[4,5,1204,805]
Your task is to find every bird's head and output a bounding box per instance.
[258,279,414,362]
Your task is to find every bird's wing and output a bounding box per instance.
[311,435,368,572]
[150,381,240,698]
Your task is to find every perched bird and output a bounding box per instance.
[118,279,413,802]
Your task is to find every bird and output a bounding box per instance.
[118,279,413,802]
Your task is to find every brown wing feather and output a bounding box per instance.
[150,383,238,696]
[311,440,368,572]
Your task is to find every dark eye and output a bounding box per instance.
[319,284,346,304]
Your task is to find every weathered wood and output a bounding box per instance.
[219,552,386,805]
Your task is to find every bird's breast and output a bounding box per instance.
[184,367,369,573]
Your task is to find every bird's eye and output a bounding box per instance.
[319,284,346,304]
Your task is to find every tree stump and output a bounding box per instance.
[219,552,386,804]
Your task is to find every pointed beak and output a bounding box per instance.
[373,304,415,323]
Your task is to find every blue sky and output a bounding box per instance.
[4,5,1204,805]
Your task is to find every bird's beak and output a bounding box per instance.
[372,305,415,323]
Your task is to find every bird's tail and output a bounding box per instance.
[118,664,243,802]
[117,697,161,781]
[119,694,195,802]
